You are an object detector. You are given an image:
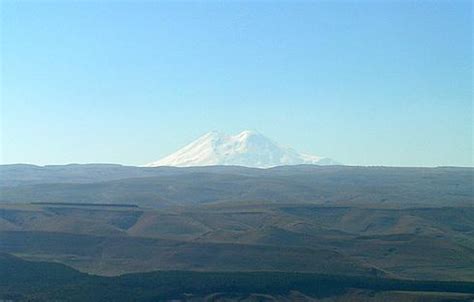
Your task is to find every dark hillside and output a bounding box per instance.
[1,254,473,302]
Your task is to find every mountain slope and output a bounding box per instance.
[147,130,338,168]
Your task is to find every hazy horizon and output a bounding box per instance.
[2,129,473,168]
[1,1,472,167]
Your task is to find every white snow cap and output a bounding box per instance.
[146,130,339,168]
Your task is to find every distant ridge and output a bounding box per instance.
[147,130,339,168]
[31,202,139,208]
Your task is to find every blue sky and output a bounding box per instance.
[1,0,472,167]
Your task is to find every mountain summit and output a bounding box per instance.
[146,130,339,168]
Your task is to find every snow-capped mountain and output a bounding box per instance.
[146,130,339,168]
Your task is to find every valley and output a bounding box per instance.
[1,165,473,301]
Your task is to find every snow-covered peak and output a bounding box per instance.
[236,129,259,139]
[146,130,339,168]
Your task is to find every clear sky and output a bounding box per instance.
[1,0,472,167]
